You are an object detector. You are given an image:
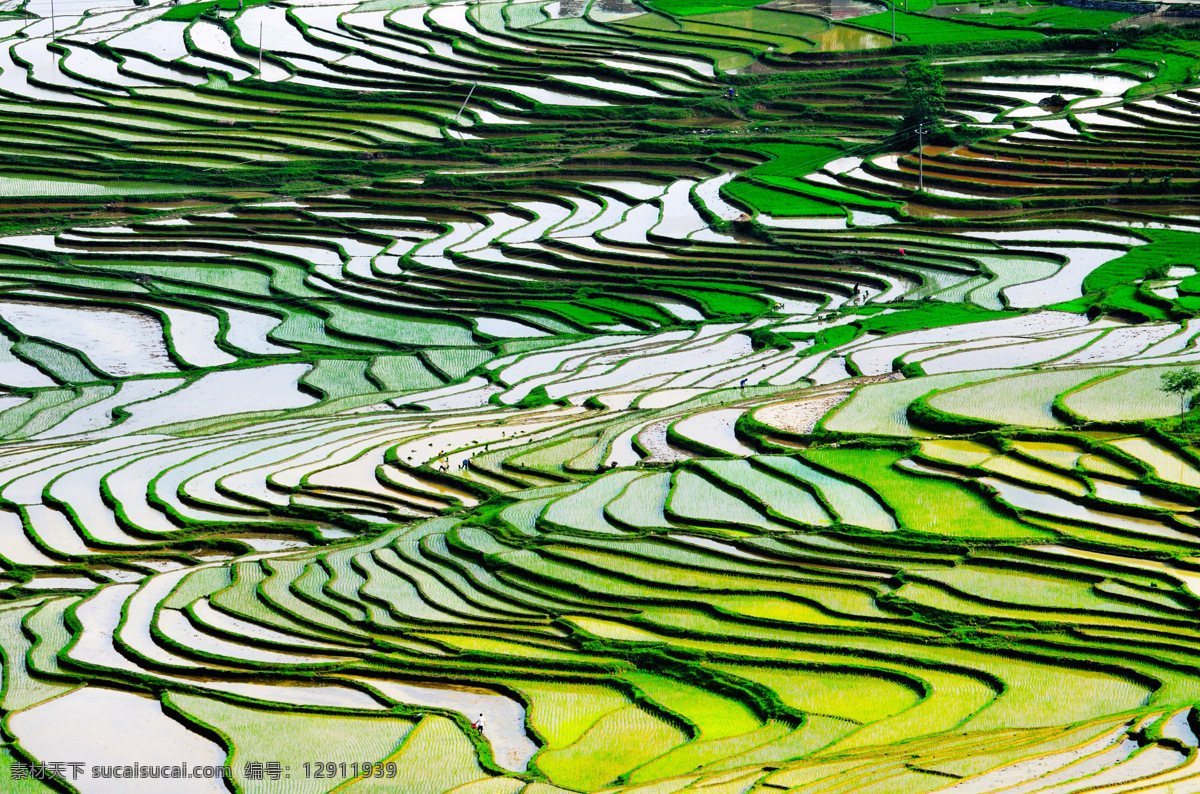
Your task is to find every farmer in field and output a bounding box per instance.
[472,714,486,733]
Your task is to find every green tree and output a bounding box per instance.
[900,61,945,136]
[1161,367,1200,416]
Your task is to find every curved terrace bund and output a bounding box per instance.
[0,0,1195,790]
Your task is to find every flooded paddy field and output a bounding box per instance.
[0,0,1197,790]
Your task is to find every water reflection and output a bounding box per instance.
[596,0,641,14]
[810,24,892,50]
[545,0,586,18]
[925,1,1033,15]
[761,0,884,19]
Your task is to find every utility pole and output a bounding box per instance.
[917,126,925,192]
[891,0,896,45]
[258,20,263,75]
[454,82,477,125]
[50,0,56,37]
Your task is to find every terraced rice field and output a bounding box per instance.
[0,0,1199,789]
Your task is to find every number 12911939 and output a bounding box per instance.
[303,762,398,779]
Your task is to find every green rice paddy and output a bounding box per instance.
[0,0,1196,790]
